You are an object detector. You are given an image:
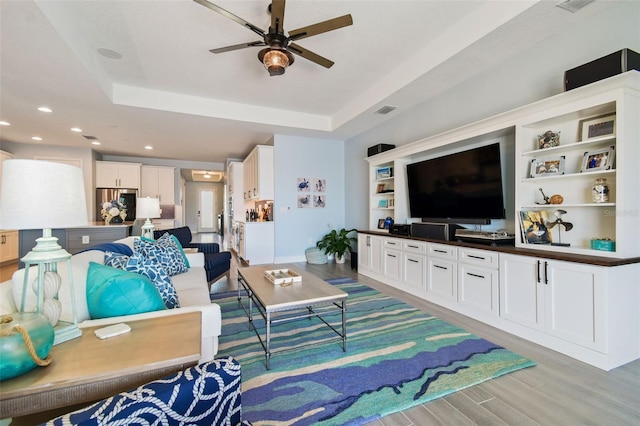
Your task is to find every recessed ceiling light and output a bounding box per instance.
[37,106,52,113]
[32,136,43,141]
[71,127,82,132]
[91,141,101,145]
[144,145,153,150]
[203,172,211,179]
[0,121,10,126]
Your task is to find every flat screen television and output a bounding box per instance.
[406,143,505,224]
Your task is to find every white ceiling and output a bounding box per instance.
[0,0,615,170]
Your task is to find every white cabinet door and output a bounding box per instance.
[118,164,141,189]
[458,263,498,315]
[499,253,544,330]
[242,222,275,265]
[357,234,383,275]
[141,166,175,203]
[500,253,604,350]
[427,258,457,301]
[96,162,120,187]
[544,260,605,351]
[96,162,140,188]
[403,252,426,292]
[383,248,402,283]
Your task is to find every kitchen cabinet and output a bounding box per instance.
[238,222,274,265]
[357,234,383,275]
[499,253,605,351]
[96,161,141,189]
[0,230,19,263]
[243,145,274,201]
[66,227,129,255]
[141,165,175,203]
[228,162,245,222]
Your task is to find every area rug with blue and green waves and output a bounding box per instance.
[212,278,535,425]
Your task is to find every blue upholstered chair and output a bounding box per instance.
[154,226,232,286]
[45,357,249,425]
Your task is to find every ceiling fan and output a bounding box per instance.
[193,0,353,76]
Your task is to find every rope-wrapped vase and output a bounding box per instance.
[0,313,54,381]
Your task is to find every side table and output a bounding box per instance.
[0,311,201,422]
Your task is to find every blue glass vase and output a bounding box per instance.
[0,313,55,381]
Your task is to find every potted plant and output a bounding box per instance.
[316,228,357,263]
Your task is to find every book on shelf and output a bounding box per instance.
[519,210,553,244]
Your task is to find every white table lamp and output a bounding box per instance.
[137,197,160,239]
[0,159,88,345]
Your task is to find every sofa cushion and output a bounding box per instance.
[105,252,180,309]
[46,357,244,426]
[86,262,166,319]
[134,235,188,276]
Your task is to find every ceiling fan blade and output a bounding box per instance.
[210,41,266,54]
[270,0,286,34]
[193,0,265,37]
[288,14,353,41]
[287,43,334,68]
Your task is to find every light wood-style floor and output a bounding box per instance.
[210,241,640,426]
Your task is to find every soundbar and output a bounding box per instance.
[455,229,515,246]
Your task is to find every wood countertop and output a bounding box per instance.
[358,229,640,267]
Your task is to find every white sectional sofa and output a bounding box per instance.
[0,236,221,362]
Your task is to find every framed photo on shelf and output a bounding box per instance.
[537,130,560,149]
[376,183,386,193]
[376,166,392,180]
[377,219,386,229]
[579,113,616,141]
[378,199,388,208]
[519,210,552,244]
[580,146,615,172]
[529,156,565,178]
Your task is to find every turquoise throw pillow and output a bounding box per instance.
[104,252,180,309]
[86,262,166,319]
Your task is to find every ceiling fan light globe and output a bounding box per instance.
[259,48,294,76]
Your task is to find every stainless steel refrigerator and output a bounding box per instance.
[96,188,137,222]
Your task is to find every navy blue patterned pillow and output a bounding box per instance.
[134,237,188,276]
[47,357,244,426]
[104,251,129,269]
[104,251,180,309]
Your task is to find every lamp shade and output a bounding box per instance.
[0,160,88,230]
[136,197,161,219]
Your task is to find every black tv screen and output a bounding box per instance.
[406,143,506,223]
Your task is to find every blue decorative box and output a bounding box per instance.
[590,238,615,251]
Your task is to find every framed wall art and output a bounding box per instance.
[579,113,616,141]
[580,146,615,172]
[529,156,565,178]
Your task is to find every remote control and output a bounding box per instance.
[94,323,131,339]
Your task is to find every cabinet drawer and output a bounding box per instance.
[383,237,402,250]
[459,247,499,268]
[403,240,427,254]
[428,243,457,260]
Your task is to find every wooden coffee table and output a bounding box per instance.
[237,264,347,369]
[0,312,201,422]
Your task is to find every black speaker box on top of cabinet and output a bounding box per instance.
[410,222,464,242]
[367,144,396,157]
[564,49,640,91]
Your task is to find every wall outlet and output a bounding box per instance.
[82,235,90,244]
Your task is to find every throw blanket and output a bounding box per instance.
[77,242,133,256]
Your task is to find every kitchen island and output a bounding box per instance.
[19,223,130,263]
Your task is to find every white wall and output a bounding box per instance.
[345,1,640,230]
[184,181,224,233]
[273,135,345,262]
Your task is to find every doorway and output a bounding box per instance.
[198,188,215,233]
